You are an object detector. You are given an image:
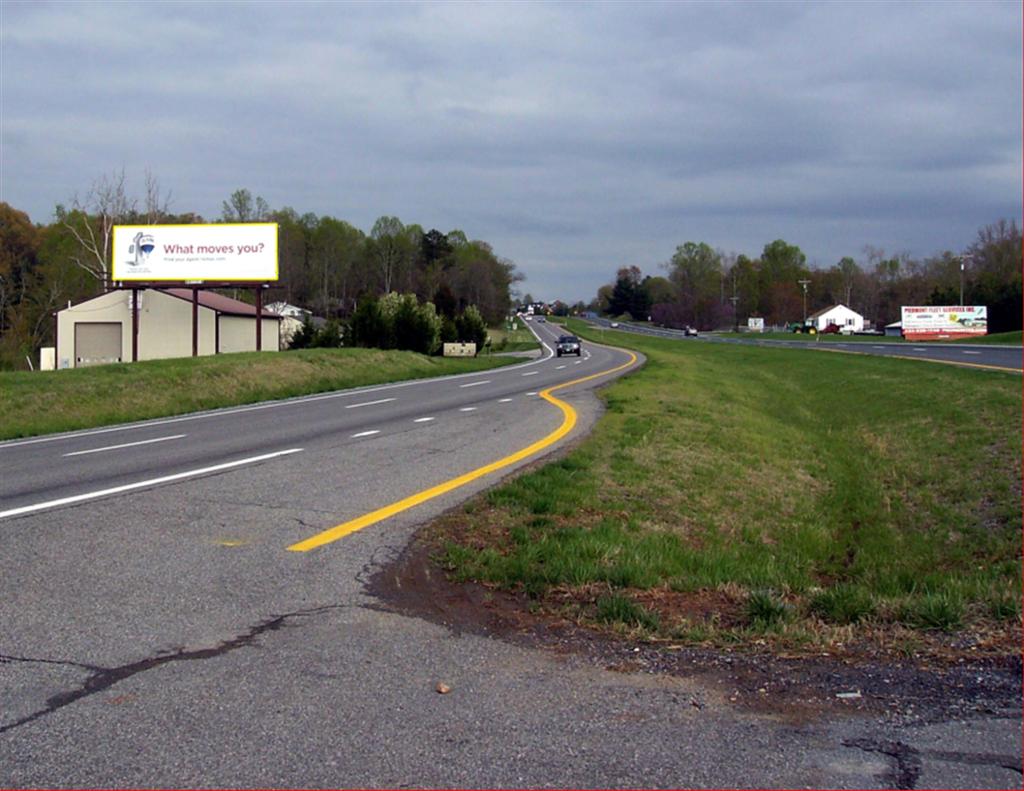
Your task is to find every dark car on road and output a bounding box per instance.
[556,335,581,356]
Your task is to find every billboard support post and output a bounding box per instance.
[192,288,199,357]
[131,287,139,362]
[255,286,263,352]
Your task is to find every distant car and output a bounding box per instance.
[536,317,545,323]
[684,326,698,337]
[610,321,620,328]
[556,335,582,357]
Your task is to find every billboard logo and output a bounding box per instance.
[127,232,156,267]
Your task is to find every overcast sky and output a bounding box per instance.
[2,1,1020,302]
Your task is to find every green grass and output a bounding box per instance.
[596,593,661,631]
[437,318,1022,651]
[0,347,519,440]
[488,318,541,352]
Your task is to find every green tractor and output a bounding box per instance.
[788,321,817,335]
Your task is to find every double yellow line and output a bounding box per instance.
[287,349,638,552]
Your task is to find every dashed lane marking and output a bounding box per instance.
[287,351,639,551]
[61,434,187,458]
[346,398,396,409]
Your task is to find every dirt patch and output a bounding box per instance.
[367,532,1022,727]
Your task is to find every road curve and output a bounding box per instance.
[2,326,1017,789]
[0,322,639,524]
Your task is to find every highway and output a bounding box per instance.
[0,322,635,525]
[1,323,1018,788]
[586,318,1023,373]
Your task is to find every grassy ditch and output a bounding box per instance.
[0,348,517,441]
[435,321,1022,657]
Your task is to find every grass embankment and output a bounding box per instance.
[0,348,518,441]
[489,317,541,352]
[436,320,1022,657]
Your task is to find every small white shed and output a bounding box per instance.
[806,304,865,333]
[55,288,281,369]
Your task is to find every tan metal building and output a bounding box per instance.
[55,288,281,369]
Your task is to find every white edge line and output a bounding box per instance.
[0,449,303,520]
[62,434,187,457]
[459,380,491,388]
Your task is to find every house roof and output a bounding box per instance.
[808,303,862,320]
[162,288,280,318]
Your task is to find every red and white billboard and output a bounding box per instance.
[901,306,987,341]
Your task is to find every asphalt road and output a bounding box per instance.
[586,318,1023,372]
[1,324,1019,789]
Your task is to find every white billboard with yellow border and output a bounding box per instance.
[112,223,278,282]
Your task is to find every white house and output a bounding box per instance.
[54,288,281,369]
[266,301,310,347]
[806,304,866,333]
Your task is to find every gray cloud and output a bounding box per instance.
[1,0,1019,303]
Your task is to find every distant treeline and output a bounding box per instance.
[0,177,521,370]
[594,222,1022,332]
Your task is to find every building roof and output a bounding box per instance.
[163,288,280,318]
[807,303,862,320]
[266,301,310,318]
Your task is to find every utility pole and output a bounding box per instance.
[798,279,811,327]
[958,254,973,305]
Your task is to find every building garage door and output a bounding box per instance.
[74,322,122,367]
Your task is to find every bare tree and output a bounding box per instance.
[57,168,137,287]
[143,169,172,224]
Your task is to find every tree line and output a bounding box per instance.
[0,174,521,369]
[595,221,1022,333]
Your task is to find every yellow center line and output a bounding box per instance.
[287,349,639,552]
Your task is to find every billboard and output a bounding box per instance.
[112,224,278,282]
[747,317,765,333]
[901,305,987,341]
